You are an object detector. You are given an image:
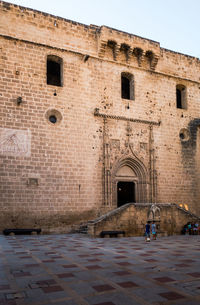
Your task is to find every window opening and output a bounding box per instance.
[49,115,57,124]
[179,128,190,142]
[176,85,187,109]
[176,88,182,108]
[122,76,130,99]
[45,109,62,125]
[121,73,134,100]
[47,55,62,86]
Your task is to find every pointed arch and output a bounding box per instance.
[111,156,149,206]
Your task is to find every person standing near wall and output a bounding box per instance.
[145,221,151,242]
[151,221,157,240]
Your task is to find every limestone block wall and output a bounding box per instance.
[0,34,103,230]
[0,1,200,230]
[0,1,98,55]
[88,203,200,237]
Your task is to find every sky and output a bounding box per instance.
[4,0,200,59]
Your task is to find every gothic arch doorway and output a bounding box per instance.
[112,157,149,207]
[117,181,135,207]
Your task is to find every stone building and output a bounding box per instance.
[0,1,200,232]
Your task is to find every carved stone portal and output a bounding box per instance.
[112,156,149,207]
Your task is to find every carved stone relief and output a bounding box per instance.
[0,128,31,157]
[110,139,120,150]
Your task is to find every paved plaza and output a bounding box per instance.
[0,234,199,305]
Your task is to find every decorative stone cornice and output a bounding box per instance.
[94,108,161,126]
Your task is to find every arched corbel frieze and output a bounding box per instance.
[120,43,132,63]
[107,40,120,61]
[133,47,144,67]
[145,50,159,70]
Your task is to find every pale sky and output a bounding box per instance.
[4,0,200,59]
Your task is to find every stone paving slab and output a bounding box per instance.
[0,234,199,305]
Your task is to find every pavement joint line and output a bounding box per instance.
[1,235,200,305]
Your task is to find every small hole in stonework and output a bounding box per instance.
[49,115,57,124]
[179,128,190,142]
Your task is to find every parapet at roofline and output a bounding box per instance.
[98,26,200,60]
[1,1,199,61]
[0,1,91,28]
[98,25,160,46]
[1,0,159,47]
[161,47,200,61]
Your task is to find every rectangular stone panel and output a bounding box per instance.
[0,128,31,157]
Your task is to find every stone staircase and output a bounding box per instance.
[71,222,89,234]
[78,223,89,234]
[74,203,200,237]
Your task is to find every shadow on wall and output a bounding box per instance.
[0,209,97,234]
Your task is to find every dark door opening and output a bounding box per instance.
[117,181,135,207]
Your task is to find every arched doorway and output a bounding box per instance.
[117,181,135,207]
[112,157,149,207]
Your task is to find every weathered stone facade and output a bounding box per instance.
[0,1,200,231]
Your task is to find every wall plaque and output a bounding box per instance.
[0,128,31,157]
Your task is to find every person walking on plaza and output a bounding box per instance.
[145,221,151,242]
[151,221,157,240]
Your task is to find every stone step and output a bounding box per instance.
[79,225,88,234]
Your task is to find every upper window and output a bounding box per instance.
[121,72,134,100]
[176,84,187,109]
[47,55,63,86]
